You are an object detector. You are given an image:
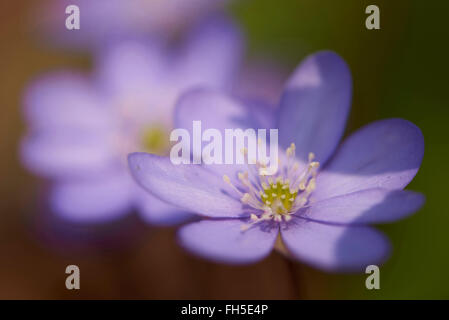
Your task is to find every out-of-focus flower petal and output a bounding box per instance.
[95,40,168,97]
[36,0,230,50]
[135,188,197,226]
[50,172,133,223]
[234,59,287,106]
[278,51,352,165]
[175,15,244,91]
[174,88,275,179]
[23,72,112,131]
[94,40,176,126]
[178,219,278,264]
[21,131,117,178]
[281,219,390,272]
[175,88,274,133]
[314,118,424,201]
[300,189,425,224]
[128,153,245,218]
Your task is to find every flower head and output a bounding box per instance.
[21,18,243,224]
[129,51,425,271]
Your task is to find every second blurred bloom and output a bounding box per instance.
[21,17,243,225]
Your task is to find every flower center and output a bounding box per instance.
[223,143,319,231]
[260,178,298,214]
[114,98,172,158]
[140,125,170,155]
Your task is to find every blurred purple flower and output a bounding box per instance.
[21,18,243,225]
[34,0,230,50]
[128,51,425,271]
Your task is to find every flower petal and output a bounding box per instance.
[50,172,133,223]
[175,88,274,133]
[175,15,244,91]
[23,72,112,131]
[21,131,116,178]
[95,39,168,97]
[234,59,287,106]
[278,51,352,165]
[128,153,245,218]
[37,0,230,50]
[281,219,390,272]
[315,118,424,201]
[135,188,197,226]
[301,189,425,225]
[95,39,180,128]
[178,219,278,264]
[174,89,275,179]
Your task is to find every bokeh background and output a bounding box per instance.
[0,0,448,299]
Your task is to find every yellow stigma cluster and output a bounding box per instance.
[141,125,169,155]
[260,178,298,214]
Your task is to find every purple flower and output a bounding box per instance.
[35,0,230,50]
[128,51,425,271]
[21,18,243,224]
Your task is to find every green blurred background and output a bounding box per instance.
[0,0,447,299]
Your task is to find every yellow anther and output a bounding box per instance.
[310,161,319,169]
[241,193,251,203]
[308,152,315,162]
